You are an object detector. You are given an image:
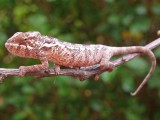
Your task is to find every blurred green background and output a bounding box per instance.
[0,0,160,120]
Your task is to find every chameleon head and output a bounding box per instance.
[5,31,43,58]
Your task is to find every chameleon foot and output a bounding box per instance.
[100,62,115,72]
[94,74,100,81]
[19,66,27,77]
[54,64,61,75]
[44,69,50,73]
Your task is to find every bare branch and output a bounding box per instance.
[0,37,160,82]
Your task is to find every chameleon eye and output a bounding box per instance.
[24,38,27,41]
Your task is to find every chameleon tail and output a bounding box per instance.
[111,46,156,96]
[130,50,156,96]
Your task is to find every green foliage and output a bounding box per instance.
[0,0,160,119]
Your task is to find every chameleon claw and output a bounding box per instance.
[19,66,27,77]
[54,64,61,75]
[100,62,115,72]
[44,69,50,74]
[94,74,100,81]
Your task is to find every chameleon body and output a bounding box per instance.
[5,31,156,95]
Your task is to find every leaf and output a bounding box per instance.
[154,47,160,58]
[130,18,150,34]
[152,4,160,15]
[90,100,102,112]
[126,58,148,76]
[148,69,160,89]
[122,15,134,26]
[101,68,119,83]
[0,33,7,44]
[122,77,134,93]
[28,14,49,33]
[108,14,121,25]
[22,85,35,94]
[135,4,147,15]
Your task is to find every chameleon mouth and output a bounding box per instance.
[5,42,25,50]
[5,42,18,52]
[5,42,18,48]
[5,42,31,57]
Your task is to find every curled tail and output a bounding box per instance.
[111,46,156,96]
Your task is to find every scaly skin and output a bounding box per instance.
[5,31,156,95]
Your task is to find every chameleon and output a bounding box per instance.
[5,31,156,96]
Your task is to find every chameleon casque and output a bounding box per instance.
[5,31,156,96]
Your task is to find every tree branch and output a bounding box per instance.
[0,37,160,82]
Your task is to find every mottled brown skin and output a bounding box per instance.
[5,31,156,96]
